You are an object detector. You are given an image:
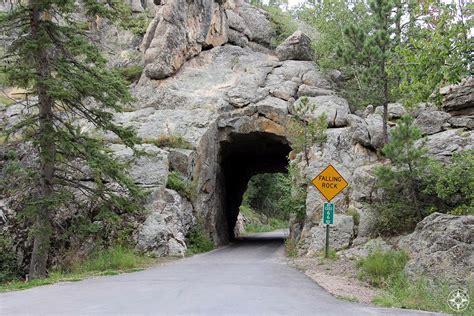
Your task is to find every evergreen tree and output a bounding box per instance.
[287,97,327,166]
[337,0,402,143]
[0,0,141,279]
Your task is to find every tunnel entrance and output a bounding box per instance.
[219,131,292,240]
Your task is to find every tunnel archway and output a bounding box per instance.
[219,131,292,241]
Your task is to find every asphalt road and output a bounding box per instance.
[0,230,441,315]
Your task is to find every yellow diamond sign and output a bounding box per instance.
[311,164,348,202]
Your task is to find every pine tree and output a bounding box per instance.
[0,1,141,279]
[288,97,327,166]
[337,0,402,143]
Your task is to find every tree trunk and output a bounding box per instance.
[28,1,56,280]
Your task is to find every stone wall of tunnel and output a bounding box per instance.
[194,111,291,246]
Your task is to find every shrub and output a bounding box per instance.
[371,116,474,235]
[119,13,150,35]
[114,65,143,84]
[0,233,20,283]
[186,226,214,256]
[265,6,298,48]
[285,238,298,258]
[166,171,193,200]
[357,249,409,287]
[147,135,193,150]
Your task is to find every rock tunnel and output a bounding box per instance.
[218,131,292,242]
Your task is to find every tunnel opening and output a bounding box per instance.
[219,131,292,241]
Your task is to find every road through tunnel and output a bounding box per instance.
[219,131,292,241]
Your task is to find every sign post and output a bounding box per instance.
[323,202,334,258]
[311,164,348,258]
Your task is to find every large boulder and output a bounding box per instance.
[238,3,273,47]
[415,110,451,135]
[142,0,228,79]
[441,76,474,116]
[374,103,407,120]
[399,213,474,285]
[420,129,474,162]
[137,187,196,257]
[276,31,314,61]
[306,214,355,255]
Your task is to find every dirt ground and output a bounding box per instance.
[289,255,378,304]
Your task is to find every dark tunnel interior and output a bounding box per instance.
[219,132,292,240]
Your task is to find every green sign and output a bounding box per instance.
[323,202,334,225]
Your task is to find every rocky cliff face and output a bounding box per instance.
[1,0,473,266]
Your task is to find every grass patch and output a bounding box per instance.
[186,227,214,256]
[373,273,473,314]
[319,248,338,260]
[357,249,408,287]
[119,13,150,35]
[0,245,154,292]
[166,171,194,200]
[285,238,298,257]
[239,205,288,235]
[144,135,193,150]
[72,245,152,273]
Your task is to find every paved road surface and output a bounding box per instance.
[0,230,441,315]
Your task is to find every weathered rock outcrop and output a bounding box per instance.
[399,213,474,285]
[441,76,474,116]
[142,0,228,79]
[276,31,314,61]
[136,187,195,257]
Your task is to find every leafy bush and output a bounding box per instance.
[285,238,298,257]
[186,226,214,256]
[147,135,193,150]
[119,13,150,35]
[371,116,474,235]
[265,6,298,47]
[114,65,143,84]
[357,249,409,287]
[0,233,20,283]
[166,171,193,200]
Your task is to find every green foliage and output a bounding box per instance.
[288,97,327,165]
[186,226,214,256]
[0,232,20,283]
[425,150,474,215]
[394,2,472,107]
[298,1,472,109]
[145,134,193,150]
[357,249,409,287]
[0,246,155,292]
[264,6,298,47]
[119,12,150,35]
[0,0,143,278]
[72,245,152,273]
[166,171,194,200]
[114,65,143,84]
[321,248,338,260]
[347,208,360,227]
[371,116,474,235]
[373,274,472,314]
[284,238,298,257]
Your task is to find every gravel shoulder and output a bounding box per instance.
[289,255,378,304]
